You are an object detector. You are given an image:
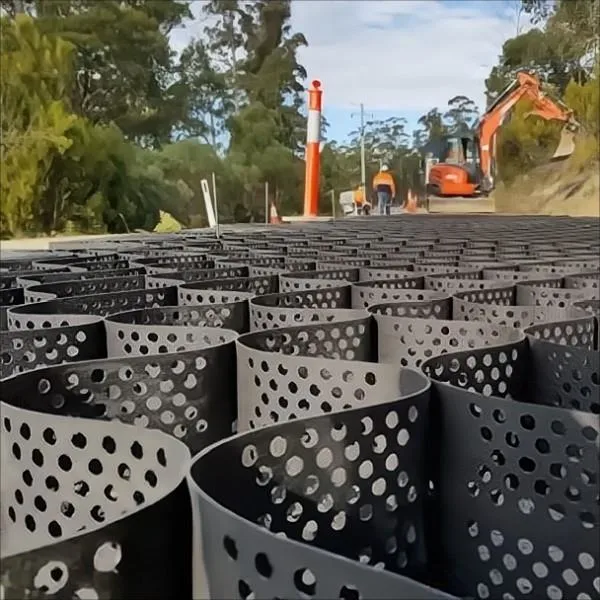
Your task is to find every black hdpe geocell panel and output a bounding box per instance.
[1,216,598,600]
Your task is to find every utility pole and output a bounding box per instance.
[351,103,370,200]
[359,104,367,202]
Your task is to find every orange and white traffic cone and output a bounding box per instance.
[405,189,418,213]
[269,202,282,224]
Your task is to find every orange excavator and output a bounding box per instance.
[425,71,579,211]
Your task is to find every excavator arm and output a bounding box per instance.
[477,72,578,191]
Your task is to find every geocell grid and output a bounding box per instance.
[0,214,599,600]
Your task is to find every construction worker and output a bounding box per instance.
[372,165,395,216]
[353,184,370,215]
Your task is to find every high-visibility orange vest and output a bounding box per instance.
[372,171,396,197]
[354,187,365,205]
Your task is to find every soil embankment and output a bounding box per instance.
[492,158,599,216]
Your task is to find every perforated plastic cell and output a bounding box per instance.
[1,287,25,307]
[316,261,369,273]
[351,281,441,309]
[1,342,237,452]
[236,318,417,430]
[516,284,599,307]
[250,304,368,332]
[372,315,524,368]
[132,255,213,272]
[359,267,415,281]
[422,339,530,400]
[179,275,278,299]
[7,288,178,330]
[564,272,600,290]
[482,268,566,283]
[252,285,352,311]
[188,371,458,600]
[249,264,287,277]
[524,317,596,350]
[2,216,600,599]
[429,379,599,600]
[23,288,58,304]
[279,268,360,292]
[249,286,363,331]
[368,298,452,320]
[0,307,9,331]
[554,257,600,271]
[146,265,248,282]
[1,275,19,290]
[452,297,592,329]
[23,275,146,303]
[574,300,600,346]
[452,285,517,310]
[518,264,590,277]
[16,267,146,288]
[105,315,238,357]
[413,264,470,275]
[7,302,103,331]
[526,336,600,413]
[107,302,249,335]
[0,403,192,599]
[33,253,121,270]
[424,278,510,294]
[145,274,186,289]
[0,320,106,378]
[285,258,318,272]
[178,286,254,307]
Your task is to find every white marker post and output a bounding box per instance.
[211,172,220,238]
[201,179,216,228]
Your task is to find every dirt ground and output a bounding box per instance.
[492,160,600,217]
[0,232,143,252]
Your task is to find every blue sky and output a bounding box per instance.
[171,0,533,143]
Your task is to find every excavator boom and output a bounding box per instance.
[477,71,578,187]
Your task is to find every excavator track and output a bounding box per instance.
[426,195,496,214]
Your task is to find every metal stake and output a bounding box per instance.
[330,189,336,219]
[265,181,269,225]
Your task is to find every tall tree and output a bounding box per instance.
[1,14,78,234]
[417,108,447,145]
[348,116,409,168]
[235,0,307,150]
[485,26,588,103]
[487,0,599,103]
[202,0,249,111]
[177,39,233,148]
[7,0,192,146]
[444,95,479,134]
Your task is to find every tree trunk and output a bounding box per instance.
[209,111,217,149]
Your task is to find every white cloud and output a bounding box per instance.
[171,0,533,113]
[293,0,532,112]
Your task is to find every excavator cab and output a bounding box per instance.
[441,134,480,172]
[425,132,484,198]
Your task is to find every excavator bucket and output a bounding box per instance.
[551,127,576,161]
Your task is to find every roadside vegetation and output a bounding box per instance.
[0,0,597,238]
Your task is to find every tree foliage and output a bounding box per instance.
[485,0,599,182]
[2,0,597,239]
